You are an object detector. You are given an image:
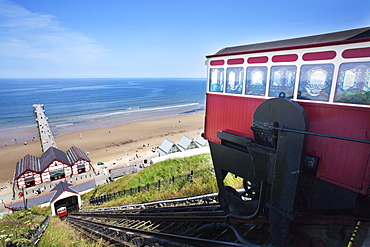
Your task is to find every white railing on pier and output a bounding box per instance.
[33,104,57,152]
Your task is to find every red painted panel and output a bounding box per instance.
[204,94,262,144]
[210,60,225,66]
[297,101,370,193]
[227,58,244,65]
[342,47,370,58]
[302,51,337,61]
[247,56,268,64]
[272,54,298,62]
[204,93,370,194]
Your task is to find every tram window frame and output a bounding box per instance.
[209,68,225,92]
[225,67,244,94]
[298,64,334,102]
[334,62,370,105]
[245,66,268,96]
[268,65,297,98]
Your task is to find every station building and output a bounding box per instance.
[14,146,92,190]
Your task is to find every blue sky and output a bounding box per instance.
[0,0,369,78]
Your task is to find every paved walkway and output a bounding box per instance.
[33,104,57,152]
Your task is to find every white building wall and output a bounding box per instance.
[16,171,40,189]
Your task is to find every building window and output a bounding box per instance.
[246,66,267,96]
[77,164,86,174]
[24,177,35,188]
[50,170,65,181]
[334,62,370,105]
[226,67,244,94]
[209,68,224,92]
[269,65,297,98]
[298,64,334,101]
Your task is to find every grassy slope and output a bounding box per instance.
[83,154,221,208]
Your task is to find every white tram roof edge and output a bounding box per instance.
[208,26,370,57]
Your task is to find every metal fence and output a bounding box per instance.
[89,168,212,205]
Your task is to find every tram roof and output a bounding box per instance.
[208,26,370,58]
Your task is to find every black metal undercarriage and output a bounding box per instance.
[210,98,370,246]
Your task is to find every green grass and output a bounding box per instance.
[37,217,104,247]
[0,207,47,246]
[82,153,243,209]
[82,154,218,208]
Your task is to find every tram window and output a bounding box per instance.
[226,67,244,94]
[269,65,297,98]
[209,68,224,92]
[246,66,267,96]
[298,64,334,101]
[334,62,370,105]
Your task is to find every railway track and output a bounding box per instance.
[66,194,370,246]
[67,204,263,246]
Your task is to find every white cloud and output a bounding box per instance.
[0,0,107,67]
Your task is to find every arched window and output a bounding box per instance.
[209,68,224,92]
[334,62,370,105]
[298,64,334,101]
[226,67,244,94]
[246,66,267,96]
[269,65,297,98]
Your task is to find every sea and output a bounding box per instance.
[0,78,206,146]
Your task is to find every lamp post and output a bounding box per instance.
[22,187,27,210]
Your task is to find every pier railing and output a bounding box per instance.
[33,104,57,152]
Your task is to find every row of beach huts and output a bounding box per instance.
[157,135,208,156]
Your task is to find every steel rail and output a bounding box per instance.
[82,203,222,214]
[76,206,225,219]
[67,216,250,247]
[85,192,219,212]
[75,213,227,223]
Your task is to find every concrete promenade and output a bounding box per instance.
[33,104,57,152]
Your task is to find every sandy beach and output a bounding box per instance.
[0,112,205,187]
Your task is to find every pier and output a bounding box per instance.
[33,104,57,152]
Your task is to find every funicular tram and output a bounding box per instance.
[203,27,370,246]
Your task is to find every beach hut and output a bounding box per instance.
[177,136,199,152]
[66,146,92,175]
[195,134,209,148]
[14,154,42,189]
[157,138,181,156]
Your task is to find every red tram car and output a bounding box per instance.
[204,27,370,245]
[57,206,67,218]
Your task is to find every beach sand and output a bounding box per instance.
[0,112,205,186]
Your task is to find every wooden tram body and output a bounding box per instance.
[204,27,370,245]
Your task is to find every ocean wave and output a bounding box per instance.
[0,123,37,132]
[86,103,200,118]
[46,103,201,128]
[55,123,74,128]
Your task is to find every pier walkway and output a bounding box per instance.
[33,104,57,152]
